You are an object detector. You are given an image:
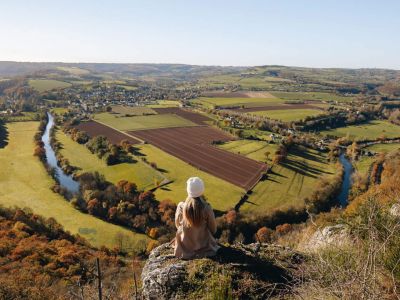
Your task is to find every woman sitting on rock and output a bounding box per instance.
[174,177,220,259]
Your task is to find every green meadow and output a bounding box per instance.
[320,120,400,140]
[270,91,354,102]
[93,112,196,131]
[220,144,335,214]
[29,79,72,92]
[252,108,324,122]
[0,122,149,248]
[195,97,285,108]
[56,130,165,190]
[111,105,156,116]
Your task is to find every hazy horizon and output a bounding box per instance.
[1,0,399,69]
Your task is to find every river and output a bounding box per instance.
[337,153,353,207]
[42,112,80,194]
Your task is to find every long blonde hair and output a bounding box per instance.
[183,196,205,227]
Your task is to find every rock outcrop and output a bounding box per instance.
[301,224,352,252]
[141,242,305,300]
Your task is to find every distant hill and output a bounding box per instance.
[0,61,245,79]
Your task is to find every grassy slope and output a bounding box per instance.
[196,97,286,108]
[93,112,196,131]
[354,157,375,176]
[111,105,156,115]
[0,122,149,248]
[57,130,164,190]
[365,143,400,153]
[146,100,181,108]
[270,91,354,102]
[320,121,400,140]
[252,109,324,122]
[231,145,334,213]
[217,140,278,162]
[138,144,245,212]
[29,79,72,92]
[354,143,400,176]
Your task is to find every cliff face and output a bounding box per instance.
[141,243,305,300]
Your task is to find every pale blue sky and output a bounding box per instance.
[1,1,399,68]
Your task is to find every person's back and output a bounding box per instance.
[174,177,219,259]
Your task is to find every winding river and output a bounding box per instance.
[337,153,353,207]
[42,112,354,207]
[42,112,80,194]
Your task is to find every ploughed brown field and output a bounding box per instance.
[129,126,267,190]
[76,120,141,145]
[231,103,323,113]
[153,107,212,125]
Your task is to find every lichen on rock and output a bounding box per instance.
[141,242,305,299]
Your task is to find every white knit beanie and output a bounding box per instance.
[186,177,205,198]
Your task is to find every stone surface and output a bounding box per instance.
[141,242,305,300]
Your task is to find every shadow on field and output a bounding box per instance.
[281,158,326,178]
[290,146,326,164]
[0,122,9,149]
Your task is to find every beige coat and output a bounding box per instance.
[174,199,219,259]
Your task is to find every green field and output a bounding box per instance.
[93,112,196,131]
[0,122,149,248]
[217,140,278,162]
[270,91,354,102]
[111,105,156,115]
[354,156,375,176]
[252,109,324,122]
[0,112,39,122]
[320,121,400,141]
[364,143,400,153]
[29,79,72,92]
[57,130,165,190]
[146,100,181,108]
[137,144,245,212]
[236,146,334,213]
[57,66,90,75]
[195,97,285,108]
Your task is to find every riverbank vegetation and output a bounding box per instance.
[0,121,148,249]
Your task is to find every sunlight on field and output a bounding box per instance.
[252,109,324,121]
[196,97,286,108]
[320,121,400,140]
[94,112,197,131]
[138,144,245,212]
[0,122,149,248]
[111,105,156,115]
[146,100,181,108]
[270,92,354,102]
[242,146,335,213]
[57,66,90,75]
[217,140,278,162]
[57,130,165,190]
[29,79,72,92]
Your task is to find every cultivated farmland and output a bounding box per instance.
[252,108,324,121]
[129,126,267,190]
[93,112,197,131]
[195,97,286,108]
[111,105,156,115]
[138,144,244,211]
[153,107,212,125]
[76,120,141,144]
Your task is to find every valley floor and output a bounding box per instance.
[0,121,149,249]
